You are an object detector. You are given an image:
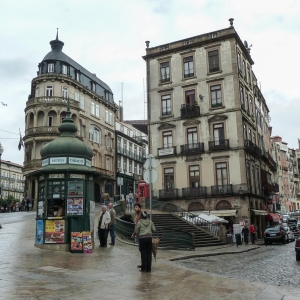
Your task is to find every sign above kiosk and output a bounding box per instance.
[42,157,92,167]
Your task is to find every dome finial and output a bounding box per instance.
[56,28,59,40]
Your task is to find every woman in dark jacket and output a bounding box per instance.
[134,211,156,272]
[242,225,249,245]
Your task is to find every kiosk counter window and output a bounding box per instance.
[67,180,84,215]
[46,181,66,217]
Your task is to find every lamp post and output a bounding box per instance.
[0,143,3,227]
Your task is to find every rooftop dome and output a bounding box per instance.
[40,100,93,160]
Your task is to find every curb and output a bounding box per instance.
[169,246,260,261]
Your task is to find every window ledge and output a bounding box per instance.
[159,114,174,120]
[158,81,172,86]
[105,121,113,126]
[91,114,100,120]
[182,76,197,81]
[207,70,223,76]
[209,105,225,111]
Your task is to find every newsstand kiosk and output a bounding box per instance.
[33,101,100,253]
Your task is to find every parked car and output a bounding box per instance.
[283,226,295,242]
[295,237,300,261]
[289,224,299,235]
[264,226,289,244]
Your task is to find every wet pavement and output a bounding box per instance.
[1,211,300,300]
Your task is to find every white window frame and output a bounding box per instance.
[95,104,100,117]
[76,72,80,81]
[92,83,96,92]
[106,157,110,171]
[91,102,95,115]
[75,92,79,102]
[48,63,54,73]
[45,86,53,98]
[62,65,67,75]
[109,112,113,124]
[89,126,101,144]
[80,95,85,109]
[62,87,68,99]
[105,110,109,123]
[106,136,110,147]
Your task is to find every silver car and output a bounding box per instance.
[284,226,295,242]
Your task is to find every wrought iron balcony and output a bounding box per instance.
[157,146,176,157]
[211,184,233,196]
[180,143,204,156]
[208,139,229,151]
[254,145,262,157]
[182,187,207,198]
[159,188,179,199]
[244,139,256,153]
[180,104,200,118]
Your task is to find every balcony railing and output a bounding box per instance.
[244,139,256,153]
[282,166,288,171]
[211,184,233,196]
[160,77,170,83]
[262,182,278,193]
[27,96,80,107]
[157,146,176,157]
[117,147,145,163]
[180,104,200,118]
[25,126,60,136]
[180,143,204,156]
[182,187,207,198]
[268,154,277,170]
[159,188,179,199]
[208,139,230,151]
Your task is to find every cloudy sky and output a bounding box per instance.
[0,0,299,165]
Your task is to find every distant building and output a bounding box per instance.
[143,19,278,237]
[0,160,24,201]
[23,33,117,203]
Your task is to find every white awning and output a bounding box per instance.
[193,210,237,217]
[252,209,267,216]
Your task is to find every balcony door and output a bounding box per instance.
[163,131,172,149]
[185,90,195,106]
[189,165,200,188]
[213,123,225,145]
[164,168,174,191]
[187,127,197,149]
[216,162,228,187]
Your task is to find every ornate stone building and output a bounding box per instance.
[23,33,117,204]
[143,19,278,237]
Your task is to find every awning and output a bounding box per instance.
[199,210,237,217]
[252,209,267,216]
[266,213,280,222]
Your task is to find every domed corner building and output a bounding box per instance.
[23,32,118,211]
[33,100,103,251]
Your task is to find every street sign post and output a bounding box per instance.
[143,155,158,220]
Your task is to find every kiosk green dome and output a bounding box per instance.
[40,100,93,172]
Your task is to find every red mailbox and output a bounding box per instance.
[137,180,150,203]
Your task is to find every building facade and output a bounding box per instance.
[143,20,278,237]
[115,118,148,199]
[0,160,24,202]
[23,34,117,204]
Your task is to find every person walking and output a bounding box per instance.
[242,225,249,245]
[131,203,142,268]
[108,203,116,245]
[133,211,156,272]
[103,191,110,208]
[249,223,256,244]
[97,205,111,247]
[128,191,133,210]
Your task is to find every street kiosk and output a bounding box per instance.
[33,101,100,252]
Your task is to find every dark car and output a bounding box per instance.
[290,224,299,235]
[295,237,300,261]
[264,226,288,244]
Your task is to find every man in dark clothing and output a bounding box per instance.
[242,225,249,245]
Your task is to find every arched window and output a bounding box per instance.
[89,126,101,144]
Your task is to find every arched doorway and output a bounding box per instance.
[188,202,204,211]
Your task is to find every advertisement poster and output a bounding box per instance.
[71,232,83,251]
[36,220,44,244]
[82,231,92,253]
[37,201,44,218]
[67,198,83,215]
[45,220,65,244]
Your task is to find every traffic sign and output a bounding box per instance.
[143,154,158,169]
[143,168,158,184]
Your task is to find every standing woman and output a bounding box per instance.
[134,211,156,272]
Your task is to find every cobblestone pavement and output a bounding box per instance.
[176,241,300,287]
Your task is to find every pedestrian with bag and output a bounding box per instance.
[97,205,111,247]
[132,211,156,273]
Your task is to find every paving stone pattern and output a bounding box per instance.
[177,241,300,287]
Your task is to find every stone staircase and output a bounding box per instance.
[151,213,226,247]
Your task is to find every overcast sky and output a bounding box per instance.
[0,0,299,165]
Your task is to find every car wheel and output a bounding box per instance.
[282,238,286,244]
[296,254,300,262]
